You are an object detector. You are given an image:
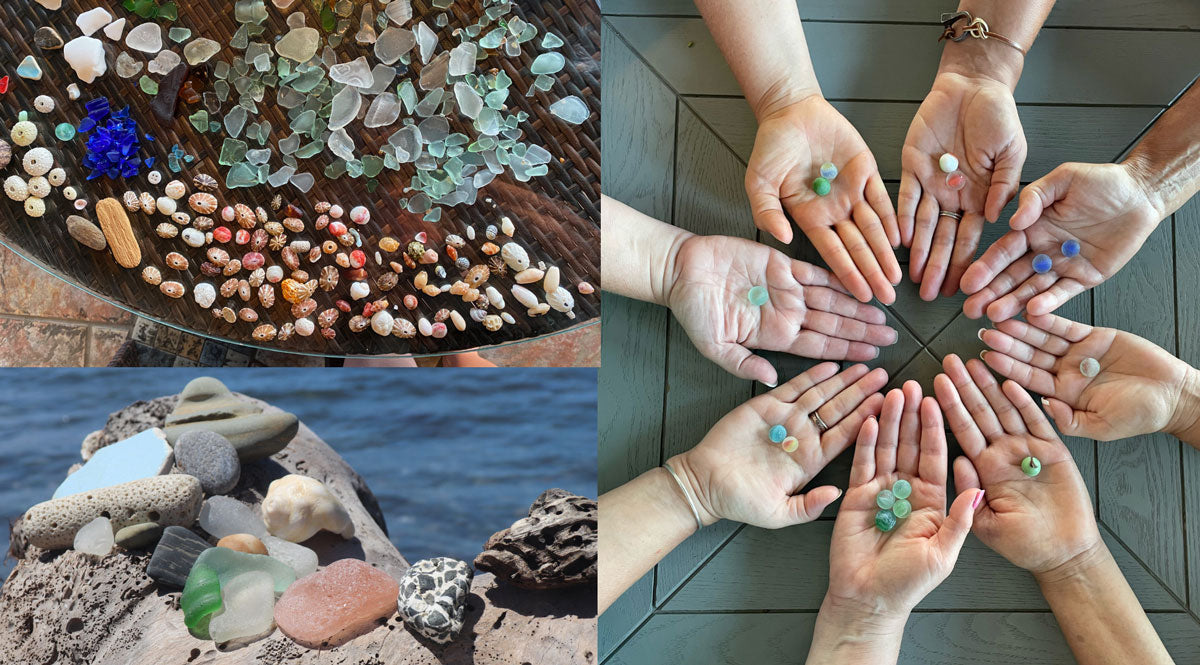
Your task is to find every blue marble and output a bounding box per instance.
[819,162,838,180]
[769,425,787,443]
[1032,253,1052,274]
[53,429,173,499]
[1061,239,1080,258]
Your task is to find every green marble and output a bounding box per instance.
[875,489,895,510]
[811,177,831,196]
[891,479,912,500]
[748,285,769,306]
[874,509,897,532]
[1021,456,1042,477]
[891,498,911,519]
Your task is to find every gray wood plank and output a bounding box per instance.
[661,523,1178,611]
[608,18,1200,104]
[603,0,1200,30]
[888,279,965,344]
[684,97,1161,184]
[1094,219,1186,598]
[654,104,758,600]
[1173,196,1200,611]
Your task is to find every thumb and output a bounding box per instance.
[934,488,984,561]
[1041,396,1101,440]
[710,343,779,387]
[746,182,794,245]
[783,485,842,526]
[1009,165,1072,231]
[985,149,1025,223]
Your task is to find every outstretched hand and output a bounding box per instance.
[746,95,901,304]
[668,233,897,386]
[961,162,1162,321]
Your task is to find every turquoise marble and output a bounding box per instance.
[769,425,787,443]
[891,479,911,500]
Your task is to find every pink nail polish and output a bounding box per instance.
[972,489,985,509]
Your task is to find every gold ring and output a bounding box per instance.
[938,210,962,221]
[811,412,829,433]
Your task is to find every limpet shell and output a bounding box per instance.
[160,282,186,298]
[155,222,179,238]
[277,322,295,341]
[192,174,218,192]
[139,192,156,215]
[295,318,315,337]
[233,204,256,229]
[172,212,191,225]
[265,266,284,283]
[501,243,530,271]
[318,308,339,329]
[291,298,318,319]
[349,315,370,333]
[122,191,140,211]
[164,180,187,199]
[193,216,214,232]
[141,266,162,285]
[239,308,258,323]
[181,227,205,248]
[156,196,177,216]
[393,318,417,338]
[258,284,275,308]
[220,279,239,298]
[164,252,189,270]
[252,324,277,341]
[23,148,54,177]
[445,234,465,249]
[189,192,217,214]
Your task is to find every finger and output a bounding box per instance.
[953,456,981,493]
[815,367,890,428]
[788,331,880,362]
[979,348,1058,397]
[985,147,1025,223]
[1025,312,1094,344]
[875,389,905,476]
[1027,278,1088,317]
[1004,380,1058,440]
[994,317,1071,356]
[919,215,956,301]
[805,310,897,346]
[941,211,985,298]
[710,343,779,386]
[1041,396,1095,439]
[853,200,902,285]
[964,257,1036,321]
[961,230,1030,296]
[1009,166,1070,231]
[918,396,947,484]
[909,193,940,282]
[850,415,879,486]
[792,261,851,296]
[934,488,984,563]
[835,220,895,305]
[942,354,1004,439]
[897,169,922,247]
[746,181,794,245]
[986,271,1060,323]
[867,172,901,248]
[796,363,873,414]
[896,380,924,475]
[767,361,840,403]
[934,373,986,458]
[783,485,843,526]
[820,392,885,461]
[810,227,873,303]
[805,286,888,325]
[979,328,1059,370]
[965,358,1026,435]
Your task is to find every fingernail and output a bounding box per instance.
[868,415,877,421]
[976,328,986,341]
[979,350,988,360]
[760,380,778,388]
[972,489,985,509]
[1040,397,1050,408]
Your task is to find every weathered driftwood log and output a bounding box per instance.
[2,394,596,665]
[476,488,598,589]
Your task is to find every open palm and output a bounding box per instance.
[667,234,897,386]
[962,163,1162,321]
[746,95,900,304]
[899,73,1026,300]
[978,314,1190,441]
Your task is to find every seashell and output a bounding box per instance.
[251,229,269,252]
[264,221,284,236]
[501,312,516,325]
[192,173,218,192]
[0,140,10,169]
[514,269,545,285]
[199,262,221,277]
[433,308,451,323]
[283,217,304,233]
[349,282,370,300]
[24,197,46,218]
[314,214,331,231]
[33,95,55,113]
[406,241,426,262]
[481,242,500,256]
[121,190,140,211]
[414,271,428,290]
[318,308,339,329]
[393,318,417,338]
[181,228,205,248]
[430,322,447,339]
[269,235,289,252]
[292,270,311,283]
[238,280,252,302]
[401,294,417,310]
[234,204,256,229]
[281,247,300,271]
[349,250,366,269]
[420,249,438,264]
[189,193,217,214]
[349,206,370,225]
[482,315,503,332]
[390,261,405,273]
[291,298,318,319]
[172,212,191,225]
[465,265,490,288]
[501,216,516,237]
[329,204,343,219]
[142,266,162,285]
[220,279,239,299]
[578,282,595,295]
[62,186,78,201]
[47,168,66,187]
[463,288,480,303]
[501,243,530,271]
[544,267,561,294]
[280,278,315,304]
[194,282,216,308]
[335,252,351,269]
[242,252,265,271]
[349,315,370,333]
[295,317,315,337]
[206,248,230,266]
[256,207,269,224]
[193,216,214,232]
[23,147,54,177]
[529,303,552,317]
[376,272,398,292]
[156,196,177,216]
[139,192,156,215]
[258,284,276,308]
[277,322,295,341]
[4,176,29,202]
[511,285,539,310]
[450,310,466,331]
[418,318,433,337]
[265,266,284,283]
[248,268,265,288]
[547,287,576,314]
[160,281,186,298]
[379,237,400,253]
[252,324,277,341]
[289,240,311,254]
[314,201,331,214]
[449,281,467,296]
[238,308,258,323]
[486,225,498,241]
[217,307,236,324]
[165,252,189,270]
[164,180,187,200]
[485,286,506,310]
[27,176,50,198]
[444,234,466,250]
[470,308,488,323]
[422,284,441,297]
[319,266,339,291]
[147,171,162,185]
[156,223,179,239]
[10,120,37,147]
[308,247,322,264]
[446,246,458,262]
[337,232,355,247]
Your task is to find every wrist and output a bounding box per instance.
[1033,539,1112,590]
[750,81,822,123]
[937,39,1023,91]
[1166,364,1200,442]
[655,226,696,309]
[666,452,722,527]
[819,593,911,632]
[1121,155,1170,222]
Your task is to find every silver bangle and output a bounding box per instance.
[663,462,704,532]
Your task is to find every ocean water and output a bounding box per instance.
[0,368,597,585]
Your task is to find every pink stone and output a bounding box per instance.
[274,558,399,648]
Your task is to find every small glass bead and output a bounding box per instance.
[892,479,912,499]
[769,424,787,443]
[748,285,769,306]
[874,509,897,532]
[1062,238,1080,258]
[939,153,959,173]
[54,123,76,141]
[781,436,799,453]
[1020,456,1042,477]
[891,498,911,519]
[946,171,966,190]
[819,162,838,180]
[1032,253,1052,274]
[1080,357,1100,378]
[811,177,831,196]
[875,489,895,509]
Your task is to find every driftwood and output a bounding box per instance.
[1,394,597,665]
[476,489,598,590]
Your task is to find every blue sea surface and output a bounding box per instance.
[0,368,597,585]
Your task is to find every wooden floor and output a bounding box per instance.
[599,2,1200,663]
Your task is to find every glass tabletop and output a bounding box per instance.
[0,0,600,358]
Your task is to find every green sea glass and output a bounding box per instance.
[181,564,222,639]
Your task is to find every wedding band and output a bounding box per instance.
[938,210,962,220]
[811,411,829,433]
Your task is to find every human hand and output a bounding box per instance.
[934,353,1101,574]
[670,362,887,528]
[961,162,1162,321]
[826,383,982,618]
[977,313,1197,442]
[667,234,898,385]
[898,72,1026,300]
[745,95,901,304]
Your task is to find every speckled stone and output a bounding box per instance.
[115,522,163,549]
[174,430,241,495]
[147,526,212,588]
[397,557,474,644]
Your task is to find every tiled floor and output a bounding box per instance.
[0,244,599,367]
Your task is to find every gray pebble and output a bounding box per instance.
[174,430,240,495]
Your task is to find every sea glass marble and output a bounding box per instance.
[1032,253,1052,274]
[1062,238,1080,258]
[891,499,911,519]
[747,285,769,306]
[769,425,787,443]
[1020,456,1042,477]
[1080,357,1100,378]
[875,509,897,532]
[939,153,958,173]
[811,177,830,196]
[781,436,799,453]
[819,162,838,180]
[875,489,895,509]
[892,479,911,500]
[946,171,966,190]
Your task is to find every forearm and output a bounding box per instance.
[693,0,820,119]
[1123,79,1200,219]
[1036,543,1172,665]
[938,0,1055,89]
[805,596,907,665]
[1167,363,1200,450]
[600,195,692,307]
[597,465,699,614]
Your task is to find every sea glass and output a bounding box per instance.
[549,95,588,124]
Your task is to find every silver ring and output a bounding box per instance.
[811,412,829,433]
[938,210,962,221]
